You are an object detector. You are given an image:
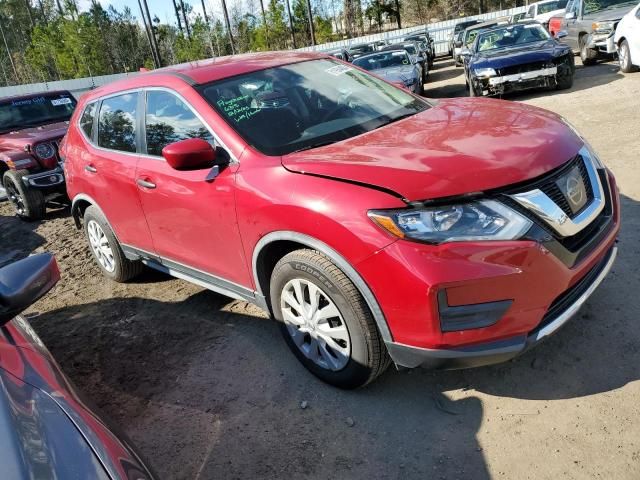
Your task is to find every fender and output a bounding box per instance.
[0,151,38,171]
[70,193,115,236]
[252,231,393,343]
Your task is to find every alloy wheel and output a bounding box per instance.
[280,278,351,371]
[619,43,629,70]
[87,220,115,273]
[5,180,25,216]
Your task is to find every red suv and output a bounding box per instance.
[62,52,619,388]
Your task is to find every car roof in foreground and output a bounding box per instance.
[84,51,326,100]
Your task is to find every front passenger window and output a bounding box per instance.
[145,91,214,157]
[98,93,138,153]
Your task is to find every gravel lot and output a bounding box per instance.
[1,56,639,480]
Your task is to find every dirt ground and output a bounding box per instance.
[1,56,639,480]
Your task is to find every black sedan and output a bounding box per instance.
[462,21,574,97]
[0,254,155,479]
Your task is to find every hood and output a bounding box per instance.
[372,65,417,82]
[0,121,69,152]
[281,98,583,202]
[583,3,634,20]
[470,40,570,70]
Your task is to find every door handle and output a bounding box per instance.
[84,165,97,173]
[136,178,156,189]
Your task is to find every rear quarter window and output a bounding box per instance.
[80,102,97,140]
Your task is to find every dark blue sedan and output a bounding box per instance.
[462,21,575,97]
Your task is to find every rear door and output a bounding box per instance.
[134,88,251,288]
[78,91,154,252]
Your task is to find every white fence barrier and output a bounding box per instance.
[0,6,526,100]
[0,72,139,99]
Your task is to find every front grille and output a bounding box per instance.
[537,155,594,218]
[500,157,615,268]
[498,61,548,76]
[534,246,614,332]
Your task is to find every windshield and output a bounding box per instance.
[464,25,496,46]
[538,0,568,14]
[0,92,76,134]
[349,44,374,54]
[198,59,428,156]
[583,0,635,14]
[353,51,412,70]
[402,45,417,55]
[477,24,551,51]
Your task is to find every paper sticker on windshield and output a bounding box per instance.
[326,65,352,76]
[51,97,72,106]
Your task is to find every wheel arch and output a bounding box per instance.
[252,231,393,343]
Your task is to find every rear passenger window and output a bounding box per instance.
[145,90,213,157]
[80,102,96,139]
[98,93,138,153]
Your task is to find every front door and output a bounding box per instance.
[80,92,155,252]
[134,88,252,289]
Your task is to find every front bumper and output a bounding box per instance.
[475,66,560,96]
[588,34,616,54]
[355,167,620,367]
[21,166,65,189]
[385,245,617,369]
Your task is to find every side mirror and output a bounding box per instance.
[555,30,568,39]
[460,48,472,57]
[565,11,576,19]
[162,138,218,171]
[0,254,60,326]
[454,40,463,48]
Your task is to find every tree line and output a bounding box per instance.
[0,0,523,87]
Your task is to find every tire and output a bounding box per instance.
[83,205,144,282]
[468,80,479,97]
[580,36,598,65]
[619,39,637,73]
[556,63,574,90]
[270,249,390,389]
[2,169,45,220]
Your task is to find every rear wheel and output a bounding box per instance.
[270,249,390,389]
[619,39,637,73]
[580,36,598,65]
[2,169,45,221]
[83,205,143,282]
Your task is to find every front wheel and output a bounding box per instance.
[619,39,637,73]
[2,169,45,221]
[580,37,598,65]
[270,249,390,389]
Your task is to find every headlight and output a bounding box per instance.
[474,68,496,78]
[368,200,532,244]
[34,142,56,160]
[559,117,605,168]
[592,21,614,35]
